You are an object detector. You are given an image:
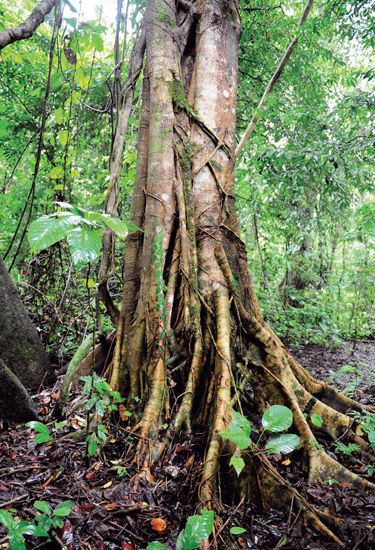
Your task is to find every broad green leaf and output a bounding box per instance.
[55,108,64,124]
[229,455,245,477]
[0,509,14,529]
[232,410,253,436]
[53,501,74,517]
[58,129,69,147]
[35,433,53,444]
[16,521,42,535]
[8,533,26,550]
[49,165,64,179]
[219,424,251,450]
[178,509,214,550]
[310,414,323,427]
[31,525,50,537]
[262,405,293,433]
[27,215,81,252]
[33,500,52,515]
[230,526,246,535]
[67,228,101,265]
[25,421,50,434]
[265,434,300,454]
[101,215,129,239]
[88,439,98,455]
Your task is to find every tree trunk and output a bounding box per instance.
[0,255,53,421]
[105,0,374,541]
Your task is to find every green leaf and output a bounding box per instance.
[36,515,52,531]
[0,509,14,530]
[230,526,246,535]
[229,455,245,477]
[27,214,81,252]
[58,129,69,147]
[35,433,53,444]
[92,33,104,51]
[16,521,41,535]
[49,165,64,179]
[310,414,323,427]
[101,215,129,239]
[178,509,214,549]
[31,525,50,537]
[25,421,50,435]
[265,434,300,454]
[67,228,101,265]
[262,405,293,433]
[55,108,64,124]
[88,439,98,455]
[33,500,52,516]
[232,410,253,436]
[53,501,74,517]
[219,424,251,450]
[8,533,26,550]
[143,543,170,550]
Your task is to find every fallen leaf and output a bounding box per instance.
[86,471,96,479]
[281,458,291,466]
[10,451,17,460]
[122,543,135,550]
[42,474,54,487]
[104,503,119,510]
[151,518,167,533]
[101,481,112,488]
[0,484,9,492]
[51,393,59,399]
[71,420,80,430]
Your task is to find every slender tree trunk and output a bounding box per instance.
[104,0,374,541]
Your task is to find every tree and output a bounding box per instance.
[0,255,52,421]
[1,0,374,543]
[97,0,374,541]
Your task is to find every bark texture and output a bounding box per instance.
[0,256,52,410]
[0,0,59,51]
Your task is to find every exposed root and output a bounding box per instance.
[200,289,232,507]
[175,338,204,431]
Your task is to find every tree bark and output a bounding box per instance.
[0,0,59,51]
[0,256,53,420]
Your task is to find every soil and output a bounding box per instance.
[0,341,374,550]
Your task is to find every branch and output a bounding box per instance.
[235,0,314,157]
[0,0,59,51]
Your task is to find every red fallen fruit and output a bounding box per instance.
[122,542,135,550]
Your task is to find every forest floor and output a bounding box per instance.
[1,340,375,550]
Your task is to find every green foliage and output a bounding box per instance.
[230,526,246,535]
[176,510,214,550]
[80,373,125,456]
[33,500,74,530]
[0,500,73,550]
[334,442,361,456]
[25,421,52,444]
[220,406,300,476]
[27,202,141,266]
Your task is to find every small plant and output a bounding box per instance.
[25,421,69,444]
[219,406,300,476]
[334,442,361,455]
[33,500,74,530]
[139,509,214,550]
[81,373,125,456]
[0,501,73,550]
[0,509,49,550]
[27,202,142,266]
